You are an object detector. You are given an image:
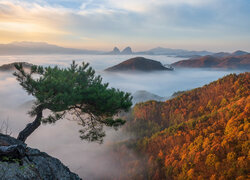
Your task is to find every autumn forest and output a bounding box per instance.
[113,72,250,180]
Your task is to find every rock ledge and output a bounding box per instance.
[0,133,81,180]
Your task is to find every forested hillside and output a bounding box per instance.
[124,72,249,179]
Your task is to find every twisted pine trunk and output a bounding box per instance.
[17,108,43,143]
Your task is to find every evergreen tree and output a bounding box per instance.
[14,61,132,143]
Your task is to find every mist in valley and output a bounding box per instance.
[0,55,246,179]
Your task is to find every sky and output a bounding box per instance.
[0,0,250,51]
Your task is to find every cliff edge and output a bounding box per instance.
[0,133,81,180]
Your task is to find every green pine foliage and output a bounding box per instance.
[14,61,132,143]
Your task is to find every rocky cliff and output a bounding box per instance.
[0,133,81,180]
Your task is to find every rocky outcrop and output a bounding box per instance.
[0,133,81,180]
[105,57,173,72]
[106,46,133,55]
[106,47,121,55]
[121,47,133,54]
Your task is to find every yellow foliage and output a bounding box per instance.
[187,168,195,179]
[210,174,216,180]
[158,150,163,159]
[205,154,217,167]
[227,152,236,162]
[236,176,246,180]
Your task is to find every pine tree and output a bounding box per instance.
[14,61,132,143]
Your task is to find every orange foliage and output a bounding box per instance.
[129,73,250,179]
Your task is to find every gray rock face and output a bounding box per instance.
[0,134,81,180]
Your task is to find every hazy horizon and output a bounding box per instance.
[0,41,249,56]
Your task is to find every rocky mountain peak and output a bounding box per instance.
[121,47,132,54]
[111,47,120,54]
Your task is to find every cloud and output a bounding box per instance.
[79,0,215,13]
[0,0,249,51]
[0,0,72,39]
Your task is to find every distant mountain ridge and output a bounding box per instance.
[172,53,250,69]
[212,50,249,58]
[1,42,249,58]
[137,47,213,57]
[232,50,249,56]
[0,42,102,55]
[105,57,173,72]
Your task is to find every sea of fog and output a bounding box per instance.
[0,54,246,179]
